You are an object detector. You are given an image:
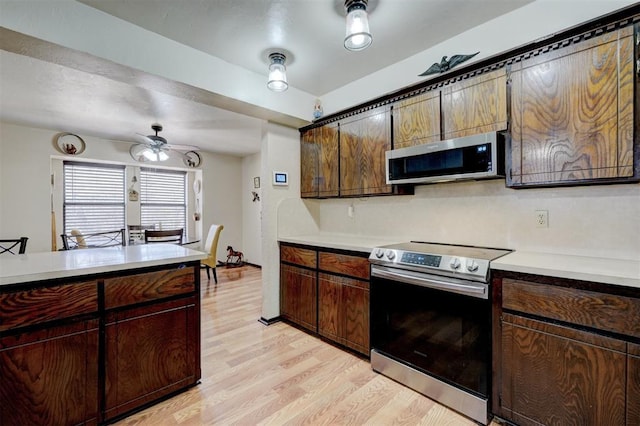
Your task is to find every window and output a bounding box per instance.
[140,168,187,234]
[63,161,125,234]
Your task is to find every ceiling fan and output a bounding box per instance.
[129,123,201,165]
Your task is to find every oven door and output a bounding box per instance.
[370,265,491,398]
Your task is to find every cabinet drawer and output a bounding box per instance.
[104,267,195,309]
[502,278,640,338]
[319,252,370,280]
[280,245,317,268]
[0,281,98,332]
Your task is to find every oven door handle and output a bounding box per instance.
[371,265,488,299]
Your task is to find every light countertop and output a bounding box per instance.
[490,251,639,289]
[279,234,640,289]
[279,233,404,254]
[0,244,206,286]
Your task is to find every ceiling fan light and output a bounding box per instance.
[344,0,372,51]
[158,151,169,161]
[267,52,288,92]
[142,148,156,161]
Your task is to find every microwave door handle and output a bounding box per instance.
[371,266,488,299]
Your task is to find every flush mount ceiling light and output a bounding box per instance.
[344,0,372,51]
[267,52,288,92]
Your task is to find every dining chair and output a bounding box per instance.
[0,237,29,255]
[144,229,184,245]
[127,224,155,244]
[201,224,224,283]
[60,229,125,250]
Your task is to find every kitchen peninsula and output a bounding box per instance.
[0,245,205,425]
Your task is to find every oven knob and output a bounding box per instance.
[467,260,479,272]
[386,250,396,260]
[450,257,461,270]
[375,248,385,258]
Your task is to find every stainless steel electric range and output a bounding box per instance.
[369,241,512,425]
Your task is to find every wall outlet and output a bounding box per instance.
[535,210,549,228]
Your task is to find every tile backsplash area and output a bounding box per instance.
[280,180,640,261]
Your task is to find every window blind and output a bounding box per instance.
[140,168,186,233]
[63,162,125,234]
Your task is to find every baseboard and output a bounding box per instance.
[258,316,281,326]
[245,262,261,269]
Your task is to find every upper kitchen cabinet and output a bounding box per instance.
[300,123,339,198]
[340,106,393,197]
[441,68,507,140]
[392,90,441,149]
[508,26,637,187]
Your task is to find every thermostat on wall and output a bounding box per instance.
[273,171,288,186]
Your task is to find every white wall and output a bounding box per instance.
[260,122,300,321]
[0,122,245,256]
[277,179,640,262]
[242,152,262,265]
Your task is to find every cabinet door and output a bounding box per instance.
[340,107,392,196]
[441,68,507,139]
[318,273,369,356]
[392,91,441,149]
[104,297,198,421]
[280,264,317,332]
[0,320,99,426]
[509,27,635,186]
[300,124,339,198]
[501,313,626,426]
[629,343,640,426]
[300,127,320,197]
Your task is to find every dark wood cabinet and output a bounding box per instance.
[441,68,507,139]
[0,262,200,425]
[280,263,317,332]
[280,244,370,356]
[392,91,441,149]
[317,251,370,355]
[501,313,626,425]
[494,273,640,426]
[318,273,369,355]
[0,320,99,426]
[280,246,318,332]
[509,26,636,187]
[0,281,99,426]
[339,106,392,197]
[104,297,198,420]
[300,123,339,198]
[103,266,200,422]
[629,343,640,426]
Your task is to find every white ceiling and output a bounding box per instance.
[0,0,535,157]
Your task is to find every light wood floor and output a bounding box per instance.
[115,265,502,426]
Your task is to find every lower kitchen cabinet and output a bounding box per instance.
[493,272,640,426]
[280,264,317,332]
[318,273,369,355]
[500,313,626,425]
[104,296,198,421]
[0,261,201,425]
[280,243,371,356]
[629,343,640,426]
[0,320,99,425]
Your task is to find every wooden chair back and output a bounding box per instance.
[144,229,184,245]
[0,237,28,255]
[60,229,125,250]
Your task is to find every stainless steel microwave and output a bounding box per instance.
[386,132,505,185]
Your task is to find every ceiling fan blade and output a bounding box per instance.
[135,133,155,145]
[165,143,201,151]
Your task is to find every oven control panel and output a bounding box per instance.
[400,252,441,267]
